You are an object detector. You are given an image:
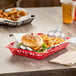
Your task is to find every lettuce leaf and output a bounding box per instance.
[36,43,47,52]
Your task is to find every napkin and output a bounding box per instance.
[50,48,76,66]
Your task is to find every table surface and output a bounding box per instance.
[0,7,76,75]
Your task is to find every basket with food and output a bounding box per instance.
[0,7,35,26]
[6,28,70,60]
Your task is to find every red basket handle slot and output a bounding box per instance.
[6,42,14,48]
[31,33,44,35]
[66,37,70,39]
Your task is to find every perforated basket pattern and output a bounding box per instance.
[6,41,69,60]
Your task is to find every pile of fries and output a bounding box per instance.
[0,8,26,21]
[40,34,65,48]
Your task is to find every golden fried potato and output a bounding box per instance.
[3,12,8,17]
[0,10,3,14]
[40,35,65,48]
[0,15,3,18]
[17,11,26,16]
[6,17,11,20]
[0,8,27,21]
[13,13,20,18]
[7,11,17,16]
[11,8,16,11]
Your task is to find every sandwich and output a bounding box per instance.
[21,34,43,50]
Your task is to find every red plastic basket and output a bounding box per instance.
[6,33,70,60]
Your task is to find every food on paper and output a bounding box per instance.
[40,35,65,48]
[22,34,43,50]
[0,8,27,21]
[20,34,65,52]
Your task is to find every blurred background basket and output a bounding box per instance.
[0,15,35,27]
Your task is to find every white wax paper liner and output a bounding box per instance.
[10,28,65,52]
[47,27,65,39]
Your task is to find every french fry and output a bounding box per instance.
[40,35,65,48]
[0,8,26,21]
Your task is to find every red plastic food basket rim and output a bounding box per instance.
[6,33,70,54]
[6,38,70,55]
